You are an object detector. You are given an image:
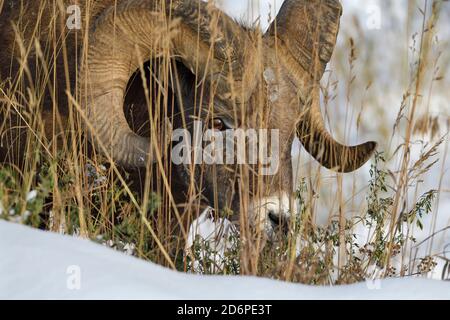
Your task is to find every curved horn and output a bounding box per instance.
[266,0,376,172]
[266,0,342,80]
[80,0,254,167]
[298,91,377,173]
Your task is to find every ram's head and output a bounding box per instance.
[80,0,376,238]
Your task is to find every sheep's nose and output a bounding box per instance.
[249,193,293,237]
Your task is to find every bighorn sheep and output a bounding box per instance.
[0,0,376,237]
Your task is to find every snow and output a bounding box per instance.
[1,221,449,300]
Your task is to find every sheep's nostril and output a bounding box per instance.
[268,211,290,235]
[268,211,280,226]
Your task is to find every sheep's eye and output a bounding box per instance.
[211,118,226,131]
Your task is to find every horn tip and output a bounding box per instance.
[366,141,378,152]
[339,140,378,173]
[353,140,378,172]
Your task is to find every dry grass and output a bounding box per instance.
[0,0,448,285]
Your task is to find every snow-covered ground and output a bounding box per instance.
[1,221,449,299]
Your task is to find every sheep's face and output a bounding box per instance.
[172,53,303,239]
[79,0,376,240]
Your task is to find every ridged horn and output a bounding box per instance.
[266,0,343,80]
[298,91,377,173]
[79,0,253,167]
[267,0,376,172]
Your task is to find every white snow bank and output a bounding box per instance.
[0,221,448,300]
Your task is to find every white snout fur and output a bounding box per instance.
[249,192,296,236]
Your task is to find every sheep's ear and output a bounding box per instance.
[265,0,342,81]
